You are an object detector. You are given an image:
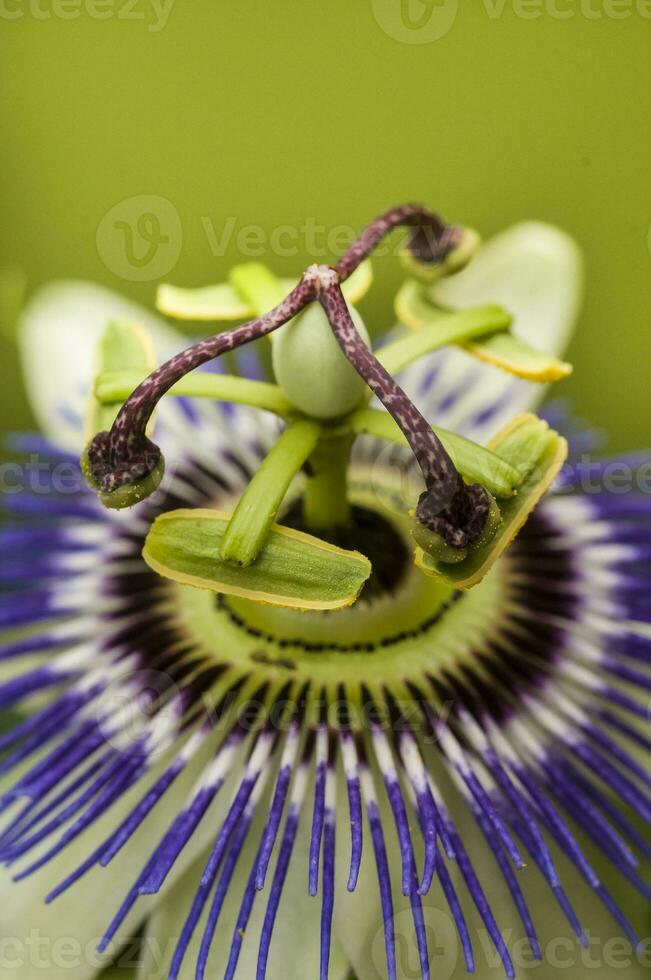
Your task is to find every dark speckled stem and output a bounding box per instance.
[317,272,459,501]
[317,270,489,548]
[336,204,461,282]
[86,275,317,492]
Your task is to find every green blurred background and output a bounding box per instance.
[1,1,649,447]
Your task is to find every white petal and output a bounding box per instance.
[401,222,584,444]
[18,281,186,452]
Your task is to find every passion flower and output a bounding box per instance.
[0,207,648,980]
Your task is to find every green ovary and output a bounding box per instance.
[271,302,371,419]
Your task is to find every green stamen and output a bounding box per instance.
[377,304,512,376]
[95,370,294,419]
[145,508,371,611]
[396,278,572,381]
[221,419,322,566]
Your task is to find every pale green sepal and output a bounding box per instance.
[94,370,294,418]
[221,420,322,566]
[415,414,568,588]
[349,407,522,499]
[98,968,138,979]
[143,508,372,610]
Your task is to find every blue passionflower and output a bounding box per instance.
[0,208,648,980]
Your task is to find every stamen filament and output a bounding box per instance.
[95,370,294,419]
[221,420,322,566]
[377,304,512,376]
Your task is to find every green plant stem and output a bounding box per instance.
[303,431,354,532]
[95,370,294,419]
[221,419,322,566]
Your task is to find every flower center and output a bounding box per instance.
[167,466,507,700]
[83,204,493,555]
